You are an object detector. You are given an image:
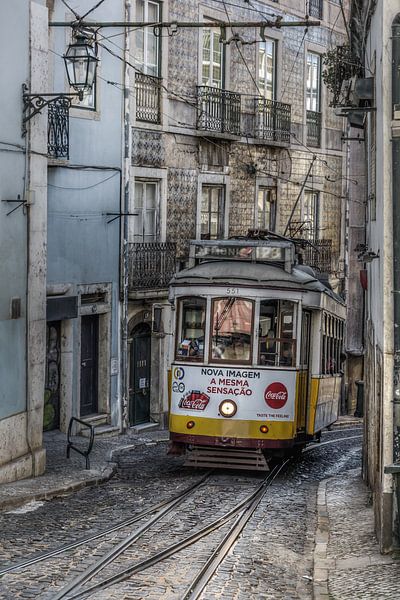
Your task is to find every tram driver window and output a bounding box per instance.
[211,298,253,363]
[176,297,206,360]
[259,300,296,367]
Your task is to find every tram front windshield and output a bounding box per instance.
[175,296,296,367]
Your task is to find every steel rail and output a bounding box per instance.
[0,473,211,577]
[305,434,363,452]
[181,460,289,600]
[50,472,212,600]
[63,463,287,600]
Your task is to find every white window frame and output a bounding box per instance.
[302,189,319,240]
[201,26,224,88]
[135,0,161,76]
[133,179,160,243]
[258,38,277,100]
[306,51,321,112]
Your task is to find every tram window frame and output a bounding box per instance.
[258,299,297,368]
[210,297,254,364]
[321,312,344,375]
[175,297,207,362]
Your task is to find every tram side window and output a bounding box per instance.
[322,313,344,375]
[211,298,253,363]
[259,300,296,367]
[176,297,206,360]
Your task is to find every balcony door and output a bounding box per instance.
[133,180,159,243]
[129,323,151,425]
[80,315,99,416]
[258,38,276,100]
[202,27,224,88]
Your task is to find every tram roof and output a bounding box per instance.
[170,260,344,303]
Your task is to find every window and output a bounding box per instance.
[133,180,159,242]
[211,298,253,363]
[201,185,225,240]
[202,27,224,88]
[306,52,321,112]
[176,297,206,361]
[136,0,161,76]
[303,190,319,240]
[258,39,276,100]
[257,187,276,231]
[321,313,344,375]
[259,300,296,367]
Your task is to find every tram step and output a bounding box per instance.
[184,446,269,472]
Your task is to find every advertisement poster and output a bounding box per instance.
[171,364,296,421]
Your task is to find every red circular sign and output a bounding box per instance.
[264,382,288,409]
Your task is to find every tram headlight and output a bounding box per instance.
[219,400,237,418]
[186,420,195,429]
[260,425,269,434]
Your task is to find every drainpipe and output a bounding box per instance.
[120,0,132,433]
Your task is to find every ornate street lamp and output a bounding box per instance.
[22,28,99,132]
[63,31,99,100]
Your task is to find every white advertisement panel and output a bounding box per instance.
[171,364,296,421]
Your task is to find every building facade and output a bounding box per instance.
[127,0,351,429]
[0,0,48,483]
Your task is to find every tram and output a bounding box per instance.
[168,235,346,469]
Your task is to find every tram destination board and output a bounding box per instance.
[191,240,292,264]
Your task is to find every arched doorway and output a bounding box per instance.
[129,322,151,426]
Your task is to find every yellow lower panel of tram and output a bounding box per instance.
[169,413,296,440]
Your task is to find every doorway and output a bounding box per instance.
[129,323,151,425]
[80,315,99,416]
[297,310,311,432]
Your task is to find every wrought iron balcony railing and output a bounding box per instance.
[306,110,322,147]
[302,239,334,274]
[308,0,323,19]
[197,86,241,135]
[48,98,70,159]
[135,72,161,124]
[128,242,176,291]
[254,97,291,143]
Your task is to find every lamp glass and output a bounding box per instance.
[63,36,98,94]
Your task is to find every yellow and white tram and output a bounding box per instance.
[168,238,345,467]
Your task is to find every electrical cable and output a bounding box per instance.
[48,171,118,190]
[79,0,108,23]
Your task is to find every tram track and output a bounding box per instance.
[55,461,290,600]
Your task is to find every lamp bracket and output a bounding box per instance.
[22,84,81,134]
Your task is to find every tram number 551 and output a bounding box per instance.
[226,287,239,296]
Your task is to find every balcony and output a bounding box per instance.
[308,0,323,19]
[197,86,241,136]
[135,72,161,124]
[128,242,176,292]
[306,110,322,147]
[254,98,291,144]
[302,239,334,274]
[47,98,70,159]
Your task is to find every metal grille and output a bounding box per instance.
[135,72,161,124]
[254,98,291,143]
[128,242,176,290]
[306,110,322,147]
[308,0,323,19]
[48,98,70,159]
[302,239,333,274]
[197,86,241,135]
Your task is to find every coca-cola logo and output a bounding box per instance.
[264,382,288,409]
[179,391,210,411]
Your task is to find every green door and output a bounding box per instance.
[129,323,151,425]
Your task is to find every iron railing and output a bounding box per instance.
[302,239,333,274]
[197,86,241,135]
[135,72,162,124]
[47,98,70,159]
[308,0,323,19]
[128,242,176,290]
[306,110,322,147]
[254,97,291,143]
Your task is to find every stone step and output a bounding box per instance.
[130,422,160,434]
[81,424,120,438]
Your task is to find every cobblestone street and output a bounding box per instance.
[0,427,390,599]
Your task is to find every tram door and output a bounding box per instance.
[129,323,151,425]
[297,310,311,431]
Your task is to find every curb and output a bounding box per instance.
[313,478,330,599]
[0,464,116,512]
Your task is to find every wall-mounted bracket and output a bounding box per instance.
[22,83,80,136]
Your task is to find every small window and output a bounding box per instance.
[211,298,253,363]
[303,190,319,240]
[306,52,321,112]
[259,300,296,367]
[257,187,276,231]
[258,39,276,100]
[176,297,206,361]
[201,185,225,240]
